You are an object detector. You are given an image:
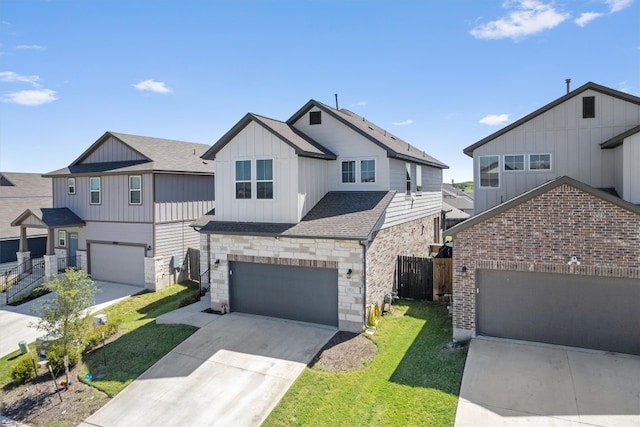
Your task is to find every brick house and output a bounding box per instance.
[448,82,640,355]
[197,99,447,332]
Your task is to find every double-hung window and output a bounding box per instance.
[256,159,273,199]
[342,161,356,183]
[360,160,375,183]
[529,154,551,170]
[58,230,66,247]
[90,177,101,204]
[504,155,524,171]
[416,165,422,194]
[405,163,412,195]
[235,160,252,199]
[479,155,499,188]
[67,178,76,195]
[129,176,142,205]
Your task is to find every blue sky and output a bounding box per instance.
[1,0,638,183]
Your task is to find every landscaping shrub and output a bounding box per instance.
[11,354,36,384]
[178,292,200,308]
[84,320,121,351]
[46,343,81,376]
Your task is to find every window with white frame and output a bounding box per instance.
[360,160,375,183]
[90,177,101,204]
[235,160,252,199]
[416,165,422,194]
[504,155,524,171]
[405,163,412,195]
[58,230,66,247]
[256,159,273,199]
[341,161,356,183]
[479,155,499,188]
[67,178,76,195]
[529,154,551,170]
[129,175,142,205]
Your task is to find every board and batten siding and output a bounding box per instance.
[383,158,443,229]
[624,134,640,203]
[297,156,330,221]
[154,174,215,223]
[53,175,153,222]
[292,106,390,192]
[81,136,147,163]
[473,88,640,213]
[215,121,300,223]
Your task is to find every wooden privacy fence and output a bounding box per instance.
[187,248,201,282]
[397,256,452,301]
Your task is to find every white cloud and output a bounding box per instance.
[392,119,413,126]
[2,88,57,106]
[348,101,367,108]
[605,0,633,12]
[470,0,570,40]
[574,12,603,26]
[132,79,173,94]
[15,45,46,50]
[0,71,41,87]
[479,113,510,125]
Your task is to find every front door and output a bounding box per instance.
[69,233,78,267]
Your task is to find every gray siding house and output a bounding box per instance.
[198,100,447,332]
[12,132,214,290]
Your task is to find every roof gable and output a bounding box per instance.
[464,82,640,157]
[201,113,336,160]
[288,100,448,169]
[600,124,640,149]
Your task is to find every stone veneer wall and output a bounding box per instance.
[452,183,640,341]
[205,234,365,332]
[365,214,439,316]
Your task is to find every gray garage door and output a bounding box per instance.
[90,243,145,286]
[477,270,640,355]
[229,261,338,327]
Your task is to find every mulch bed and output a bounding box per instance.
[309,331,378,372]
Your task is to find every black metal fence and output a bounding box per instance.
[4,257,45,302]
[58,255,78,273]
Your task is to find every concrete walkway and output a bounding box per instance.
[455,338,640,426]
[0,281,143,358]
[80,313,336,427]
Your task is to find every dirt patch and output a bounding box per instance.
[0,362,110,427]
[310,331,378,372]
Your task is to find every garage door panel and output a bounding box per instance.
[90,244,145,286]
[230,262,338,327]
[477,270,640,355]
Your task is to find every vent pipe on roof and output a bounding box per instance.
[335,93,339,110]
[565,78,571,94]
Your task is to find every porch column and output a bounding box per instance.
[19,227,28,252]
[46,228,55,255]
[44,254,57,282]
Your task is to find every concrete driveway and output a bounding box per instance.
[80,313,335,427]
[455,338,640,427]
[0,281,143,358]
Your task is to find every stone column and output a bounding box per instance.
[44,254,57,282]
[16,251,31,272]
[76,250,87,272]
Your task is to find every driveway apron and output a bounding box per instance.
[80,313,335,427]
[455,338,640,427]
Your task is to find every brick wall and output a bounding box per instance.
[452,183,640,341]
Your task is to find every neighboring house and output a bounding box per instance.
[0,172,51,266]
[448,82,640,356]
[442,183,473,229]
[11,132,214,289]
[197,100,448,332]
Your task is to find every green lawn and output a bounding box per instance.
[263,300,468,427]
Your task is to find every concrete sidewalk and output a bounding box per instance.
[455,338,640,426]
[0,281,143,358]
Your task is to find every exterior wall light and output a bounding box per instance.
[461,266,468,276]
[346,268,352,278]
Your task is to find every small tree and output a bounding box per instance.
[32,269,98,383]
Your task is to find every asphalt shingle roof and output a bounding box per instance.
[0,172,52,239]
[11,208,85,229]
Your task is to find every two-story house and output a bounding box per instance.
[447,82,640,355]
[11,132,214,291]
[197,100,447,332]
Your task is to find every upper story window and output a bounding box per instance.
[67,178,76,195]
[58,230,66,247]
[529,153,551,170]
[504,155,524,171]
[405,163,412,195]
[416,165,422,194]
[479,155,499,188]
[256,159,273,199]
[235,160,252,199]
[90,177,101,204]
[309,111,322,125]
[583,96,595,118]
[129,175,142,205]
[342,161,356,183]
[360,160,375,183]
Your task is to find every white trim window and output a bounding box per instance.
[58,230,66,247]
[416,165,422,194]
[67,178,76,195]
[360,160,375,183]
[479,155,499,188]
[504,154,524,171]
[90,177,101,204]
[405,163,412,195]
[529,153,551,170]
[341,161,356,183]
[129,175,142,205]
[235,160,251,199]
[256,159,273,199]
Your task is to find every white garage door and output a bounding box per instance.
[90,243,145,286]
